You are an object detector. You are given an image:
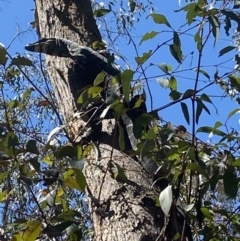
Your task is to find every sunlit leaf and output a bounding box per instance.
[159,185,172,215]
[94,72,105,86]
[194,32,202,52]
[201,207,213,219]
[22,220,41,241]
[121,69,134,103]
[140,31,159,45]
[156,77,169,89]
[73,168,86,192]
[227,108,240,120]
[156,63,172,74]
[135,51,152,65]
[208,15,220,46]
[10,55,34,67]
[77,86,103,105]
[169,76,177,91]
[47,125,66,143]
[94,8,111,17]
[150,13,171,28]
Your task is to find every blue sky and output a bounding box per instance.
[1,0,239,142]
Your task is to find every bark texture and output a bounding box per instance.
[34,0,190,240]
[35,0,102,121]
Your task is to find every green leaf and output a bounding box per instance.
[229,75,240,92]
[0,45,8,66]
[77,86,103,105]
[51,210,81,222]
[227,108,240,120]
[93,72,105,86]
[133,113,152,139]
[181,102,190,125]
[92,41,107,51]
[173,31,181,48]
[3,132,19,148]
[73,168,86,192]
[28,157,40,172]
[121,70,134,103]
[223,168,238,198]
[213,121,223,129]
[150,13,171,28]
[169,76,177,91]
[187,163,208,178]
[129,0,136,12]
[196,99,210,124]
[26,140,39,155]
[76,144,83,159]
[0,171,8,183]
[231,159,240,167]
[0,190,7,201]
[201,207,213,219]
[10,55,34,67]
[169,90,182,100]
[140,31,159,45]
[159,185,173,215]
[94,8,111,17]
[135,51,152,65]
[112,163,128,183]
[221,10,240,32]
[182,89,194,98]
[197,126,226,136]
[169,44,182,63]
[210,171,219,191]
[156,77,169,89]
[175,3,203,24]
[194,32,202,52]
[105,90,119,105]
[178,140,191,153]
[64,174,82,191]
[193,69,210,80]
[8,99,19,109]
[219,46,236,57]
[22,220,41,241]
[57,146,76,158]
[146,128,156,140]
[200,93,212,104]
[208,16,220,46]
[156,63,172,74]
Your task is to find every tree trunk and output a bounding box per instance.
[34,1,189,240]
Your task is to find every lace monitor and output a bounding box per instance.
[25,37,146,151]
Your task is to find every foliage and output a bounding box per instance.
[2,0,240,240]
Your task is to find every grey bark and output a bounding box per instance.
[34,1,190,240]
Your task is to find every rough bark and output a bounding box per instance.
[34,1,188,240]
[35,0,102,121]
